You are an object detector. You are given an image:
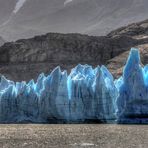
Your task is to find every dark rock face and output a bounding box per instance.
[0,19,148,81]
[0,33,138,81]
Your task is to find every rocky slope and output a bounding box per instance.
[107,19,148,78]
[0,0,148,41]
[0,19,148,81]
[0,33,138,81]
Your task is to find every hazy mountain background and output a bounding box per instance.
[0,0,148,41]
[0,0,148,81]
[0,36,5,46]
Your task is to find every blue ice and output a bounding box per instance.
[0,48,147,123]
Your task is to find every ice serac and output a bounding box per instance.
[0,48,148,123]
[92,65,117,122]
[116,48,148,123]
[67,64,116,122]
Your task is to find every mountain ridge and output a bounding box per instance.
[1,19,148,81]
[0,0,148,41]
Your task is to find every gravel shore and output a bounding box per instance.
[0,124,147,148]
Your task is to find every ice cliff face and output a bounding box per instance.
[0,48,147,123]
[115,48,148,123]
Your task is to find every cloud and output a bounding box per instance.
[64,0,73,6]
[13,0,27,14]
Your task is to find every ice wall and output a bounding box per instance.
[0,48,147,123]
[115,48,148,123]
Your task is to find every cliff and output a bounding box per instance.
[0,19,148,81]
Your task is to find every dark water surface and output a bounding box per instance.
[0,124,147,148]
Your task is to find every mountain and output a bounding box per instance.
[0,32,139,81]
[1,19,148,81]
[0,0,148,41]
[107,19,148,78]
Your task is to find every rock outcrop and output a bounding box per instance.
[0,33,138,81]
[0,19,148,81]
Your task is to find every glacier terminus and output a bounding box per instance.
[0,48,148,124]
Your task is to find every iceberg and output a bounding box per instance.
[0,48,147,123]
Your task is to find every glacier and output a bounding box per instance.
[0,48,148,123]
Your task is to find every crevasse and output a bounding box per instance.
[0,48,148,123]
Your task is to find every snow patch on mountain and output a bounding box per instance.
[0,0,27,27]
[13,0,27,14]
[64,0,73,6]
[0,17,11,27]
